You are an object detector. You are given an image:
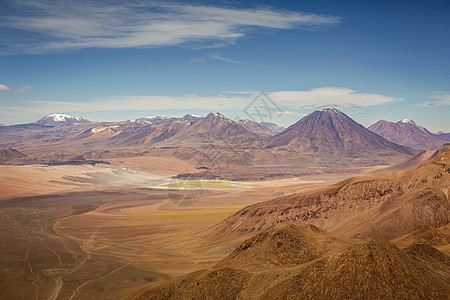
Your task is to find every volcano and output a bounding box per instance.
[267,108,416,167]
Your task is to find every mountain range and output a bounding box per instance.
[2,109,450,174]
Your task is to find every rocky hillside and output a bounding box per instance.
[209,151,450,240]
[127,225,450,299]
[384,143,450,171]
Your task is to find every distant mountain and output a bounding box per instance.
[0,110,420,170]
[161,112,260,146]
[0,147,27,161]
[35,113,91,126]
[267,108,415,167]
[132,115,172,125]
[368,119,446,150]
[80,118,194,146]
[435,131,450,142]
[261,121,285,134]
[0,124,5,127]
[181,114,203,122]
[237,119,274,137]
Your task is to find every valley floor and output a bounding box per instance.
[0,157,349,299]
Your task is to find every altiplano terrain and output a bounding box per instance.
[0,111,448,299]
[127,152,450,299]
[0,155,342,299]
[2,1,449,298]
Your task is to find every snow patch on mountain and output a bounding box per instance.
[399,119,416,125]
[36,113,91,125]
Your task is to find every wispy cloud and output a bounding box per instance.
[316,103,361,109]
[189,57,206,64]
[0,87,398,124]
[210,54,246,64]
[0,83,31,93]
[0,0,341,54]
[198,93,218,97]
[268,87,399,108]
[277,111,308,117]
[418,92,450,107]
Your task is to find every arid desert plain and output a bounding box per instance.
[0,155,351,299]
[1,1,450,299]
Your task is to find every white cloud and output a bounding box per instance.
[0,87,398,124]
[0,1,341,53]
[268,87,399,108]
[418,93,450,107]
[0,83,31,93]
[0,84,10,92]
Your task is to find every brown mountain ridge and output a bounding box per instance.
[368,119,447,150]
[209,150,450,240]
[128,225,450,300]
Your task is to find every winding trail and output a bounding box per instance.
[23,246,40,300]
[68,261,132,300]
[21,216,117,300]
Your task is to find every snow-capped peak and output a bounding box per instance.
[237,119,255,124]
[48,113,71,121]
[207,112,227,119]
[45,113,89,122]
[133,116,168,124]
[399,119,416,125]
[36,113,91,125]
[141,115,168,120]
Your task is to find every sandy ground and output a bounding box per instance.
[0,156,353,299]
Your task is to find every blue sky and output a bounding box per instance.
[0,0,449,131]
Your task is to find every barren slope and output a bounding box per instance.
[369,119,447,150]
[383,143,450,171]
[209,151,450,240]
[214,224,350,271]
[0,147,27,161]
[128,225,450,300]
[267,108,416,167]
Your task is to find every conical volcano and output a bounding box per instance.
[267,108,416,167]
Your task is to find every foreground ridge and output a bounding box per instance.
[127,225,450,300]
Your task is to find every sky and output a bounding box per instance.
[0,0,449,131]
